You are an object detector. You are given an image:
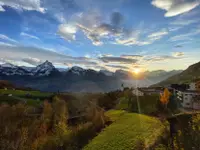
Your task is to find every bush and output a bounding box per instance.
[97,91,121,110]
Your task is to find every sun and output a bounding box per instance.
[133,68,141,74]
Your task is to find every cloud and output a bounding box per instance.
[106,65,129,70]
[171,18,199,26]
[0,41,16,47]
[99,56,138,64]
[115,28,169,46]
[77,22,122,45]
[59,12,125,46]
[169,28,200,41]
[0,0,45,13]
[87,33,103,46]
[174,45,183,48]
[0,45,97,66]
[58,24,77,41]
[22,57,43,66]
[168,26,182,32]
[148,29,168,41]
[0,5,4,11]
[146,55,183,62]
[121,55,144,59]
[151,0,200,17]
[20,32,40,41]
[115,37,151,46]
[59,11,166,46]
[172,52,184,57]
[0,34,18,43]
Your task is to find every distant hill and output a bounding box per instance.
[153,61,200,87]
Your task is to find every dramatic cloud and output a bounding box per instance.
[58,24,77,41]
[20,32,40,41]
[172,52,184,57]
[99,56,138,64]
[151,0,200,17]
[59,12,126,46]
[0,34,18,43]
[0,0,45,13]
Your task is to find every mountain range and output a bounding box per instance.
[153,61,200,87]
[0,61,182,92]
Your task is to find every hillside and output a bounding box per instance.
[84,110,167,150]
[153,61,200,86]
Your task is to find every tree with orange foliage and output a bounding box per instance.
[160,88,171,107]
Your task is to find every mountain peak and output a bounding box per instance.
[33,60,56,76]
[1,63,17,68]
[69,66,85,75]
[41,60,54,68]
[71,66,84,71]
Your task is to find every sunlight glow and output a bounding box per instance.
[133,68,141,74]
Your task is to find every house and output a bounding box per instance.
[132,87,162,96]
[139,87,163,96]
[132,88,144,96]
[176,90,200,110]
[189,81,200,91]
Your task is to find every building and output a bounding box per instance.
[189,81,200,91]
[132,88,144,96]
[132,87,162,96]
[195,81,200,91]
[176,90,200,110]
[189,83,196,90]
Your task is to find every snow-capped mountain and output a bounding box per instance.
[0,61,182,92]
[0,61,59,77]
[32,61,57,76]
[0,63,31,76]
[1,63,17,69]
[0,61,121,92]
[68,66,86,75]
[99,70,114,76]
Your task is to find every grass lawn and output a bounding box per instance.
[84,110,167,150]
[0,89,52,106]
[0,95,43,106]
[0,89,52,98]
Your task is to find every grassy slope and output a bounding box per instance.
[84,110,166,150]
[0,89,52,97]
[0,89,52,106]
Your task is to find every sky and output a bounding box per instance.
[0,0,200,72]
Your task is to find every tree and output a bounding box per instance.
[160,88,171,106]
